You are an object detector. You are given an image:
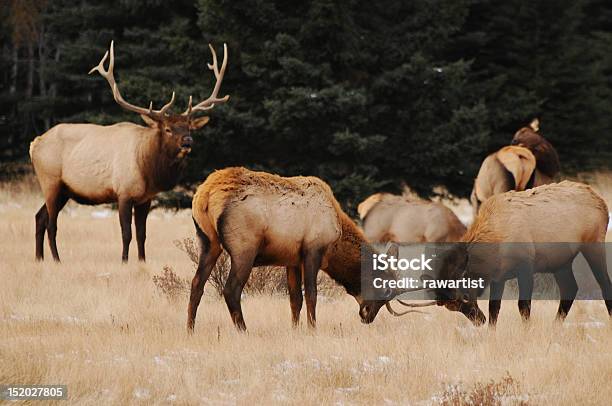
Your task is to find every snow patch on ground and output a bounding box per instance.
[91,209,112,219]
[565,321,605,329]
[133,388,150,399]
[0,202,22,212]
[4,314,86,324]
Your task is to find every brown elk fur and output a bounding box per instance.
[470,145,552,217]
[438,181,611,325]
[189,167,389,331]
[360,193,466,243]
[512,125,560,179]
[30,41,228,263]
[357,193,386,220]
[465,181,608,244]
[30,117,210,263]
[324,209,370,296]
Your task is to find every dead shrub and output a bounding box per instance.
[438,373,528,406]
[167,237,344,298]
[170,237,288,296]
[152,266,190,302]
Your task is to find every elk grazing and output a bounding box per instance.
[434,181,612,326]
[30,41,229,262]
[187,167,418,332]
[358,193,466,243]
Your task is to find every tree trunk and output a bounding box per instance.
[10,45,18,94]
[50,47,60,98]
[38,27,46,98]
[26,41,34,97]
[38,26,50,129]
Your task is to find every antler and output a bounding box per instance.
[184,43,230,115]
[89,41,175,119]
[396,300,437,307]
[385,302,428,317]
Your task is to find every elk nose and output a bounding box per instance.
[182,136,193,147]
[360,305,371,322]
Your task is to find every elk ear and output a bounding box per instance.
[529,118,540,132]
[190,116,210,130]
[140,114,158,128]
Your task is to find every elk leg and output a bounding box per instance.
[35,204,49,261]
[517,271,534,321]
[46,191,69,262]
[582,243,612,315]
[287,265,303,327]
[187,223,222,332]
[187,245,222,331]
[303,249,324,329]
[223,250,256,331]
[488,280,505,327]
[554,264,578,321]
[118,199,134,263]
[134,200,151,262]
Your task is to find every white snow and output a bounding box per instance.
[91,209,112,219]
[133,388,150,399]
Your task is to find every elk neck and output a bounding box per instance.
[324,211,371,297]
[137,127,187,193]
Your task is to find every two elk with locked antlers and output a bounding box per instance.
[30,41,229,262]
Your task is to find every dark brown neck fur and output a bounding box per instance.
[324,211,373,297]
[137,129,187,193]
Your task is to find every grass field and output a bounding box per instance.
[1,175,611,405]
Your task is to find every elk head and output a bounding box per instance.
[358,243,436,323]
[89,41,229,160]
[433,245,486,325]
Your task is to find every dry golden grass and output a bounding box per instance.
[1,175,611,405]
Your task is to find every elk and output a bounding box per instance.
[30,41,229,262]
[187,167,421,331]
[471,120,560,217]
[470,145,552,216]
[358,193,466,243]
[434,181,611,326]
[511,118,560,179]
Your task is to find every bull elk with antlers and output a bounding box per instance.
[30,41,229,262]
[437,181,611,326]
[187,167,425,332]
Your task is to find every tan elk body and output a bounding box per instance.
[30,41,229,262]
[436,181,612,325]
[358,193,466,243]
[470,145,552,216]
[30,122,189,206]
[471,121,559,216]
[188,167,401,331]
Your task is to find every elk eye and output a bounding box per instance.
[165,128,171,134]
